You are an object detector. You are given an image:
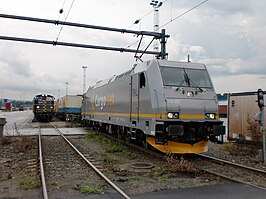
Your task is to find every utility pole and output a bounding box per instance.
[65,82,68,96]
[82,66,87,94]
[22,92,25,108]
[150,0,163,52]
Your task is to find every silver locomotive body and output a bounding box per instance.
[82,59,225,153]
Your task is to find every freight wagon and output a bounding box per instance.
[56,95,82,121]
[228,91,266,142]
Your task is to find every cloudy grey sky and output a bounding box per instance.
[0,0,265,100]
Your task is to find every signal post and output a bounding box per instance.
[257,89,266,163]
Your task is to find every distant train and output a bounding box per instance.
[33,94,55,122]
[81,59,225,154]
[55,95,82,121]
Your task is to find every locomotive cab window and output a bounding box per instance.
[139,72,146,88]
[185,68,213,88]
[160,67,185,87]
[160,66,213,89]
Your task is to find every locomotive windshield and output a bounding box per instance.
[34,95,54,102]
[160,66,213,88]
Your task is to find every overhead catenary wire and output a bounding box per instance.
[0,10,169,59]
[171,0,173,21]
[127,9,153,29]
[0,13,164,38]
[125,0,168,54]
[127,0,168,29]
[125,40,140,49]
[55,0,76,42]
[57,0,67,21]
[0,35,161,56]
[159,0,209,29]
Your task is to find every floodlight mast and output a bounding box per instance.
[65,82,69,96]
[82,66,87,94]
[150,0,163,52]
[0,13,169,59]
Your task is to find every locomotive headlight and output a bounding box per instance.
[167,112,179,119]
[206,113,215,119]
[167,112,173,118]
[36,106,40,109]
[187,91,194,97]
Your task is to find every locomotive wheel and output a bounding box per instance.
[125,131,131,143]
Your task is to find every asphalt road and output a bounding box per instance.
[71,183,266,199]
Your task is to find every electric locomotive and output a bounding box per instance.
[33,94,55,122]
[82,59,225,154]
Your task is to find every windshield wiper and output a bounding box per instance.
[183,70,203,92]
[183,70,190,87]
[175,79,186,91]
[189,79,204,92]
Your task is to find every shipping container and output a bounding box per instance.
[228,91,266,142]
[5,102,12,111]
[56,95,82,120]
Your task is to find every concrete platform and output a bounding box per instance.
[14,127,87,136]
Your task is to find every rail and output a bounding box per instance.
[196,154,266,191]
[50,123,132,199]
[38,127,48,199]
[197,154,266,174]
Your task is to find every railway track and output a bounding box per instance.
[93,129,266,191]
[38,124,131,199]
[195,154,266,191]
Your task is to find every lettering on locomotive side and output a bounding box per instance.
[95,95,106,110]
[94,92,115,110]
[106,92,115,106]
[89,95,95,110]
[166,98,181,104]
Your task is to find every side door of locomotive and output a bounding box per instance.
[130,74,139,123]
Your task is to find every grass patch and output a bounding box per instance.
[165,154,198,174]
[105,144,123,153]
[20,176,40,190]
[80,185,101,194]
[157,173,173,182]
[86,131,110,145]
[0,173,12,181]
[102,155,118,166]
[85,131,98,139]
[86,131,124,154]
